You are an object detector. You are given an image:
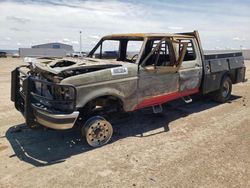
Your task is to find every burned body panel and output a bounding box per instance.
[60,63,139,111]
[138,70,179,103]
[60,62,137,86]
[174,37,203,93]
[75,77,138,111]
[179,68,201,91]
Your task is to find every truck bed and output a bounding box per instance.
[204,52,244,72]
[204,51,243,60]
[202,51,245,94]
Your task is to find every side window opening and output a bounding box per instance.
[126,40,143,57]
[126,40,143,63]
[176,39,196,61]
[93,40,120,59]
[89,39,143,63]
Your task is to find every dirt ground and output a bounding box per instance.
[0,57,249,188]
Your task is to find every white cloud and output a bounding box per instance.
[89,35,100,39]
[6,15,30,23]
[4,37,12,41]
[233,37,246,41]
[71,41,79,44]
[168,26,184,30]
[62,38,70,43]
[0,1,249,50]
[10,27,21,31]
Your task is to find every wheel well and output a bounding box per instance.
[224,71,235,84]
[79,95,124,116]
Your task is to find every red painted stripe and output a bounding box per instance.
[133,88,199,110]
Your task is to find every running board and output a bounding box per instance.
[152,105,163,113]
[182,96,193,104]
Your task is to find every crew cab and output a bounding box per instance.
[11,31,246,147]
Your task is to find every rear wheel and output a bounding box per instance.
[81,116,113,147]
[211,75,232,103]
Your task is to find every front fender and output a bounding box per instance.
[75,76,138,112]
[76,87,126,109]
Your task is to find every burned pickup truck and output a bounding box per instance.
[11,31,246,147]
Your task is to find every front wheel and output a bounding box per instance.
[211,75,232,103]
[81,116,113,147]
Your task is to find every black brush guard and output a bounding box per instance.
[11,66,77,128]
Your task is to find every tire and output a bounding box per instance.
[211,75,232,103]
[81,116,113,147]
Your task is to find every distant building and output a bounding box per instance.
[0,51,7,58]
[19,42,73,57]
[32,42,73,53]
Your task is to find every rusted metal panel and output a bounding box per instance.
[61,63,139,111]
[179,68,202,91]
[138,70,179,101]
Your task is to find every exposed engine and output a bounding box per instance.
[27,58,122,82]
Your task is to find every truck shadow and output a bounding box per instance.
[6,95,241,167]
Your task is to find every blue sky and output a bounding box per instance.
[0,0,249,50]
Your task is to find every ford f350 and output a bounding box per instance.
[11,31,246,147]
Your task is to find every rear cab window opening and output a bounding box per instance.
[175,39,197,61]
[140,38,177,67]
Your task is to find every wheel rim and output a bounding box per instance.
[85,120,113,147]
[222,80,230,98]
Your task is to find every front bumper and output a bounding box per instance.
[11,66,78,130]
[34,107,79,130]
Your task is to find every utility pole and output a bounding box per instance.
[79,30,82,57]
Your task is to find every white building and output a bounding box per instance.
[19,42,73,57]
